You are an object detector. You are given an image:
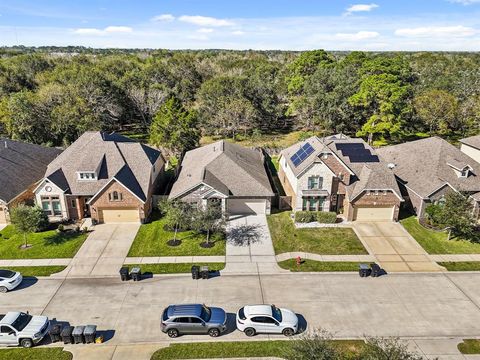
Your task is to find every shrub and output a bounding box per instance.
[57,224,64,232]
[316,212,337,224]
[295,211,316,223]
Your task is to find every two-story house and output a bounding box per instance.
[34,131,165,224]
[279,134,403,222]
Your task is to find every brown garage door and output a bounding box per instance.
[227,199,266,215]
[0,206,6,224]
[354,207,393,221]
[98,208,140,223]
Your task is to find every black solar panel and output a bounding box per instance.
[290,142,315,167]
[335,142,379,163]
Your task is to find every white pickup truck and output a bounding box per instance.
[0,312,49,348]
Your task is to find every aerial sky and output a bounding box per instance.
[1,0,480,50]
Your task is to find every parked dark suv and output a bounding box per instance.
[160,304,227,338]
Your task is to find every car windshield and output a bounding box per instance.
[0,270,15,279]
[271,305,282,322]
[200,305,211,322]
[11,313,32,331]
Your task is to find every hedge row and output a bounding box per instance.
[294,211,337,224]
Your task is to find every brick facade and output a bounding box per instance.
[344,191,401,221]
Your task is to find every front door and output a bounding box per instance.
[83,197,92,217]
[0,325,17,345]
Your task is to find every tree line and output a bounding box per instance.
[0,48,479,154]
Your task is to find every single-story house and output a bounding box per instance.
[376,136,480,221]
[460,134,480,164]
[279,135,403,222]
[34,131,165,224]
[0,138,62,224]
[169,140,275,215]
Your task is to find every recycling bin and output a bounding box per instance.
[191,265,200,280]
[49,324,62,343]
[61,326,74,344]
[119,266,129,281]
[131,267,141,281]
[200,265,209,279]
[72,326,85,344]
[359,263,371,277]
[83,325,97,344]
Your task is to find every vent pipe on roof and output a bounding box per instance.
[4,140,7,149]
[387,163,396,169]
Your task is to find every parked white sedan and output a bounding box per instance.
[236,304,298,337]
[0,270,23,293]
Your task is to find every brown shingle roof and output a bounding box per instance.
[460,135,480,150]
[376,136,480,198]
[169,140,274,199]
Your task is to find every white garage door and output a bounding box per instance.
[228,199,266,215]
[99,208,140,223]
[354,207,393,221]
[0,207,6,224]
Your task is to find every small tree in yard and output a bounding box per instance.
[9,205,49,249]
[159,200,192,246]
[192,206,226,248]
[361,337,425,360]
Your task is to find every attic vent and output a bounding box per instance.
[387,163,396,169]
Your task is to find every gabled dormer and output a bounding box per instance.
[447,157,473,178]
[76,154,105,181]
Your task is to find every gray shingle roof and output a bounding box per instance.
[44,132,163,202]
[0,138,62,203]
[460,135,480,150]
[347,163,402,201]
[169,140,274,199]
[376,136,480,198]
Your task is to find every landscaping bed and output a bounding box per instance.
[1,266,66,277]
[278,259,362,272]
[401,215,480,254]
[0,225,88,259]
[0,348,72,360]
[125,263,225,274]
[267,212,367,255]
[151,340,365,360]
[438,262,480,271]
[458,339,480,354]
[127,213,226,257]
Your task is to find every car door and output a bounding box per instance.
[0,325,17,345]
[173,317,190,334]
[262,316,282,334]
[188,317,206,334]
[249,316,266,333]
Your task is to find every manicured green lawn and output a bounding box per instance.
[2,266,66,277]
[151,340,365,360]
[438,262,480,271]
[126,263,225,274]
[0,226,88,259]
[279,259,362,272]
[0,348,72,360]
[458,339,480,354]
[267,212,367,255]
[127,213,226,257]
[400,215,480,254]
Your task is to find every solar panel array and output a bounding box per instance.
[335,143,379,163]
[290,142,315,167]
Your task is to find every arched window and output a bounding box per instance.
[113,191,119,201]
[109,191,122,201]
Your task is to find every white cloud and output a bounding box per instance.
[178,15,234,27]
[395,25,477,37]
[74,26,132,36]
[232,30,245,35]
[152,14,175,22]
[335,30,379,40]
[345,3,379,14]
[197,28,214,33]
[448,0,480,4]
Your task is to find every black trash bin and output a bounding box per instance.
[370,263,382,277]
[359,263,371,277]
[191,265,200,280]
[83,325,97,344]
[72,326,85,344]
[200,265,209,279]
[61,326,74,344]
[49,324,62,343]
[131,266,141,281]
[119,266,129,281]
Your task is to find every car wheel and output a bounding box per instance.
[167,329,179,338]
[0,286,8,293]
[244,327,256,337]
[21,339,33,348]
[282,328,295,337]
[208,328,220,337]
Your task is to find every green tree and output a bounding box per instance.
[149,96,199,157]
[440,191,477,239]
[283,329,338,360]
[286,50,334,94]
[159,200,193,243]
[191,205,226,246]
[360,337,425,360]
[9,205,49,249]
[414,90,458,134]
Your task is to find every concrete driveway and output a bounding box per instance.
[353,222,443,272]
[60,223,140,278]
